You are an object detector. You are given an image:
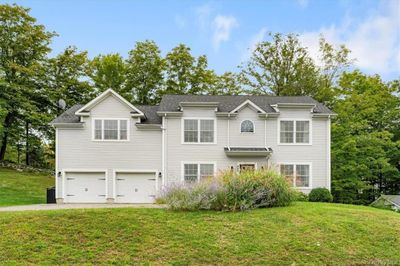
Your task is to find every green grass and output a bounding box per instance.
[0,167,54,206]
[0,203,399,265]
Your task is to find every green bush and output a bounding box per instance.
[308,188,333,202]
[293,191,308,202]
[158,169,295,211]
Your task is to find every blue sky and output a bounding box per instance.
[2,0,399,80]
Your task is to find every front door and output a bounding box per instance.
[239,164,256,172]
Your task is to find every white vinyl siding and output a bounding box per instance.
[280,163,311,188]
[279,120,311,144]
[183,163,215,183]
[93,119,129,141]
[183,118,215,144]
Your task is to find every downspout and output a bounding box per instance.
[264,114,268,167]
[227,113,230,150]
[55,127,58,199]
[327,115,331,191]
[161,114,166,187]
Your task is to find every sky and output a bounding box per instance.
[1,0,399,80]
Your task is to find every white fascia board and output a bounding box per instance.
[179,102,220,108]
[51,123,85,128]
[230,99,266,114]
[75,88,144,116]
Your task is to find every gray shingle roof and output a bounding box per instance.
[381,195,400,206]
[158,95,334,114]
[51,104,84,124]
[136,105,162,124]
[52,94,334,125]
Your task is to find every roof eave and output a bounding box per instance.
[50,122,85,128]
[156,111,183,117]
[224,151,272,157]
[135,123,162,130]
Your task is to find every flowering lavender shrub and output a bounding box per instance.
[158,169,295,211]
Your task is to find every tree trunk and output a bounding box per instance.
[0,112,13,161]
[25,121,29,166]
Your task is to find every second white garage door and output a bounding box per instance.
[115,172,156,203]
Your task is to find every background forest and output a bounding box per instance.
[0,4,399,204]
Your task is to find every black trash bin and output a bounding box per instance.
[47,187,56,204]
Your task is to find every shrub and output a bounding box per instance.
[158,169,295,211]
[293,191,308,202]
[158,181,226,211]
[308,188,333,202]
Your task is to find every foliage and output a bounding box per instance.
[293,191,309,202]
[126,40,164,104]
[159,169,295,211]
[0,4,56,161]
[331,71,400,204]
[308,188,333,202]
[0,202,399,264]
[89,53,127,95]
[47,46,95,111]
[239,33,319,96]
[239,33,352,104]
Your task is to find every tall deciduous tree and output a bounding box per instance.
[239,33,352,104]
[89,53,126,94]
[164,44,195,95]
[331,71,400,204]
[47,46,94,112]
[208,72,243,95]
[126,40,164,105]
[0,4,55,160]
[239,33,320,96]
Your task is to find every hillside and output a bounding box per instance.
[0,167,54,206]
[0,202,398,265]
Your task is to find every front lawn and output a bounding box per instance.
[0,167,54,206]
[0,202,399,265]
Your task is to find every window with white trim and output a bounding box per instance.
[241,120,254,133]
[183,119,215,143]
[280,164,310,188]
[184,163,215,183]
[93,119,129,141]
[280,120,310,144]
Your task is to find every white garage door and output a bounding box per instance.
[115,172,156,203]
[64,172,107,203]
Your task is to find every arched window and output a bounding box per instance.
[241,120,254,133]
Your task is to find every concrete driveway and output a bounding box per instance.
[0,203,166,212]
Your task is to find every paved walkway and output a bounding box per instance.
[0,203,166,212]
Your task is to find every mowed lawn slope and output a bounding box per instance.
[0,167,54,206]
[0,203,399,265]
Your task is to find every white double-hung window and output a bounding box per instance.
[280,163,311,188]
[93,119,129,141]
[183,163,215,183]
[183,118,216,144]
[279,120,310,144]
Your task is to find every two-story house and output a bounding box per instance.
[51,89,335,203]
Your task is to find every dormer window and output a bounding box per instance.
[241,120,254,133]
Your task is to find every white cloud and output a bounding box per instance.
[299,0,400,75]
[174,15,186,29]
[212,15,238,50]
[241,27,268,61]
[195,3,213,30]
[297,0,309,8]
